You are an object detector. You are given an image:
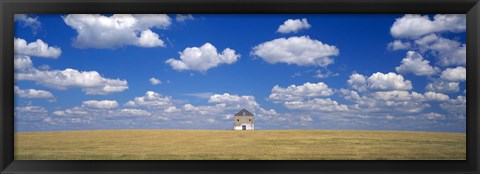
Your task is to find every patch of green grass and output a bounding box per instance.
[14,130,466,160]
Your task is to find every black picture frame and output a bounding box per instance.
[1,0,479,173]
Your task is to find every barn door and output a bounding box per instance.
[242,125,246,130]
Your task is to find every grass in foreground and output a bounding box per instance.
[15,130,466,160]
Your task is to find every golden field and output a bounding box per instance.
[14,130,466,160]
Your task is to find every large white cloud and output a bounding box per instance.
[284,98,349,112]
[166,43,240,72]
[15,61,129,95]
[252,36,339,66]
[63,14,171,49]
[82,100,119,109]
[269,82,334,103]
[390,14,466,39]
[395,51,439,76]
[14,38,61,58]
[440,66,466,82]
[125,91,173,108]
[277,18,311,33]
[366,72,412,91]
[14,85,54,100]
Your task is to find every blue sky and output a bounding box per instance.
[14,14,466,132]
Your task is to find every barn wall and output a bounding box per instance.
[233,116,254,126]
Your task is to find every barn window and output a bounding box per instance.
[237,119,239,121]
[249,119,251,121]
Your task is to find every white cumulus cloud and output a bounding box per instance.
[367,72,412,91]
[166,43,240,72]
[425,79,459,93]
[14,85,55,100]
[277,18,311,33]
[424,91,450,101]
[82,100,119,109]
[125,91,173,108]
[63,14,171,49]
[269,82,334,103]
[15,65,129,95]
[414,34,465,67]
[395,51,439,76]
[208,93,259,109]
[14,38,61,58]
[252,36,339,67]
[440,66,466,82]
[390,14,466,39]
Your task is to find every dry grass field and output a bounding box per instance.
[14,130,466,160]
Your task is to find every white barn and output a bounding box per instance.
[233,109,254,130]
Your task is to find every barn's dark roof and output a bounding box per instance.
[234,109,254,116]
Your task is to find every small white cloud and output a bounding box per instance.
[390,14,466,39]
[149,77,162,85]
[63,14,171,49]
[14,85,55,100]
[395,51,439,76]
[125,91,173,108]
[136,30,165,48]
[163,106,179,113]
[269,82,334,103]
[367,72,412,91]
[82,100,119,109]
[387,40,411,50]
[277,18,311,33]
[440,66,466,82]
[176,14,194,22]
[252,36,339,67]
[314,69,338,79]
[166,43,240,72]
[14,38,61,58]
